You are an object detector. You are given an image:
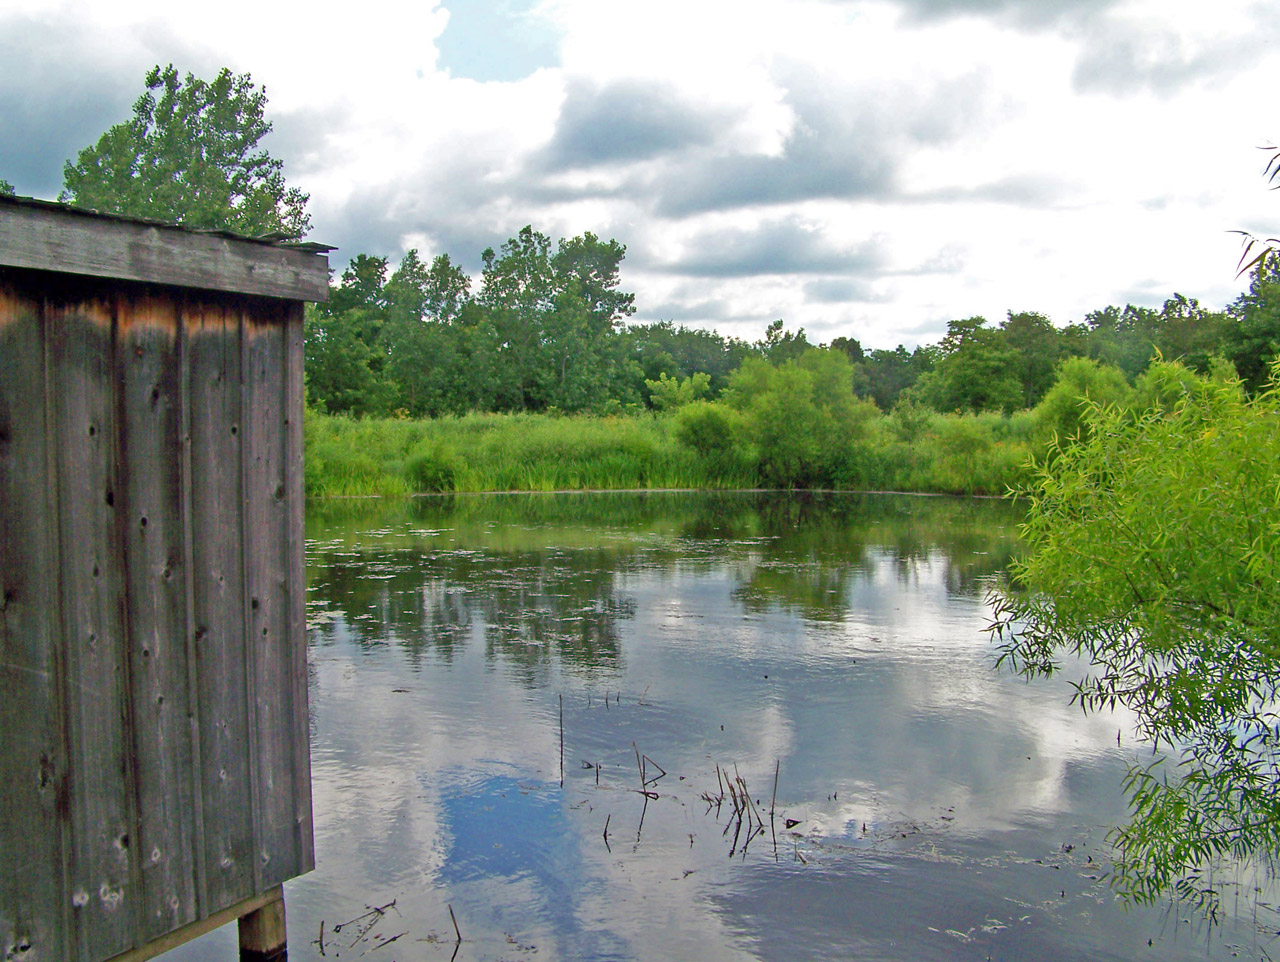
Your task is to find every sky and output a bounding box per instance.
[1,0,1277,349]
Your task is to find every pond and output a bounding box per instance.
[163,491,1276,961]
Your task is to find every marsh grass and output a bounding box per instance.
[304,407,1033,497]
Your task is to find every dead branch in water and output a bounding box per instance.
[448,903,462,945]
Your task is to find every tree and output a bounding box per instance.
[1030,356,1132,450]
[624,321,752,400]
[552,232,635,327]
[0,179,13,196]
[726,348,876,487]
[644,371,710,410]
[829,335,864,364]
[999,310,1082,408]
[911,317,1022,414]
[854,344,933,410]
[61,64,310,237]
[1224,261,1280,392]
[991,360,1280,918]
[305,256,392,415]
[757,319,811,365]
[474,225,637,412]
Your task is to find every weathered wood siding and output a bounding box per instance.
[0,268,314,962]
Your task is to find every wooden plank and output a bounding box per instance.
[0,281,69,961]
[101,887,281,962]
[241,309,300,890]
[186,302,256,913]
[48,294,137,961]
[0,203,329,302]
[176,297,208,920]
[116,294,198,942]
[237,886,287,962]
[282,303,315,875]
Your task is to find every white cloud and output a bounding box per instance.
[2,0,1277,347]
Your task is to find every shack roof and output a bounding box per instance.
[0,193,332,302]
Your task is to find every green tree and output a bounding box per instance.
[476,225,637,412]
[644,371,710,410]
[911,317,1022,414]
[999,310,1083,408]
[992,360,1280,918]
[1084,303,1162,378]
[757,319,811,365]
[382,251,477,416]
[1031,356,1132,450]
[1152,294,1229,373]
[829,335,864,364]
[0,179,14,196]
[552,232,635,326]
[625,321,753,400]
[853,344,934,410]
[305,256,392,415]
[1224,262,1280,392]
[727,348,876,487]
[61,64,310,237]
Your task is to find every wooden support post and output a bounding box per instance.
[238,886,287,962]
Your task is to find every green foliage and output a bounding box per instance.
[673,401,738,457]
[61,64,309,236]
[757,319,811,364]
[851,344,935,410]
[726,349,879,488]
[1132,355,1243,412]
[1224,262,1280,393]
[1032,356,1133,449]
[645,371,710,410]
[304,301,388,416]
[626,321,754,400]
[1000,310,1084,408]
[887,397,935,444]
[304,402,1033,498]
[0,179,14,196]
[991,359,1280,917]
[404,439,461,492]
[910,317,1025,414]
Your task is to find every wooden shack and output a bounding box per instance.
[0,195,330,962]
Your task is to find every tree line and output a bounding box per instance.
[14,62,1273,418]
[304,229,1280,419]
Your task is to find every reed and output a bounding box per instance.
[303,406,1034,498]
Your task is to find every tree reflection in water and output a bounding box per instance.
[305,491,1019,680]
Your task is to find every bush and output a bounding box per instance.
[674,401,738,457]
[1032,357,1133,450]
[993,360,1280,917]
[404,439,461,492]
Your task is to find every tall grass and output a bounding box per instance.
[305,406,1034,498]
[305,411,755,497]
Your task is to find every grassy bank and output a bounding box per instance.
[305,406,1035,498]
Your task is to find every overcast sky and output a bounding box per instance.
[2,0,1276,348]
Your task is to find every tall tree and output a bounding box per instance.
[999,310,1082,408]
[552,232,635,328]
[1224,262,1280,392]
[912,317,1022,414]
[853,345,934,410]
[61,64,310,237]
[305,256,392,415]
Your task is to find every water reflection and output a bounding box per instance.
[305,492,1018,679]
[159,491,1276,962]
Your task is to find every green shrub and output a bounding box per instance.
[404,439,461,492]
[674,401,738,456]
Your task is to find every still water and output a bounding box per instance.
[165,491,1276,961]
